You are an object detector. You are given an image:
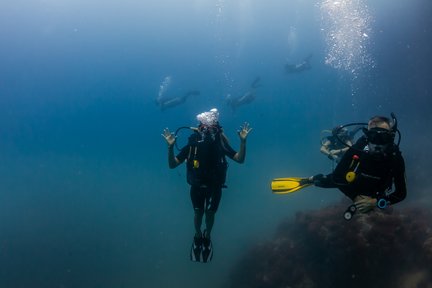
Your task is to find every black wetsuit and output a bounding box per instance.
[176,132,237,212]
[314,136,407,205]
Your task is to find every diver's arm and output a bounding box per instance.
[340,139,353,154]
[335,139,351,154]
[162,128,181,168]
[354,195,377,213]
[313,148,355,188]
[357,152,407,210]
[233,139,246,163]
[331,146,349,156]
[386,153,407,205]
[167,145,181,168]
[233,122,252,163]
[311,174,338,188]
[320,141,331,156]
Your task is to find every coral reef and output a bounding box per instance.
[229,202,432,288]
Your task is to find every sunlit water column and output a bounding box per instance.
[319,0,374,108]
[213,0,235,94]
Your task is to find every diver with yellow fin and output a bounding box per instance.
[271,114,407,220]
[162,108,252,263]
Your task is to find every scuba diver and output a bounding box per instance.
[285,54,312,74]
[156,90,200,111]
[320,127,352,163]
[320,126,362,164]
[162,108,252,263]
[272,114,407,220]
[226,77,261,111]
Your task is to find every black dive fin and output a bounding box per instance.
[190,236,202,262]
[201,237,213,263]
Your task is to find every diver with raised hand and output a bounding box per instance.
[272,114,407,220]
[226,77,261,111]
[162,108,252,263]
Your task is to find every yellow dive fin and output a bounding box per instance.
[271,177,312,194]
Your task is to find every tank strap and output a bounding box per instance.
[187,145,198,162]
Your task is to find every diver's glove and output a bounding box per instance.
[354,195,377,213]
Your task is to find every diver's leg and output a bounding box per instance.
[194,209,204,236]
[204,210,215,238]
[190,185,205,237]
[251,76,261,88]
[200,186,221,262]
[204,186,222,238]
[190,186,206,262]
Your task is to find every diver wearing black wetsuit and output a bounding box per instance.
[162,108,252,263]
[176,126,237,224]
[314,136,406,203]
[311,115,407,214]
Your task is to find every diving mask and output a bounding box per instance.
[365,128,394,155]
[198,124,219,142]
[196,108,220,143]
[365,127,395,145]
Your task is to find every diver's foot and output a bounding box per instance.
[201,230,213,263]
[190,234,203,262]
[299,177,314,185]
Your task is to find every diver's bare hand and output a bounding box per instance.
[161,128,176,147]
[238,122,252,141]
[354,195,377,213]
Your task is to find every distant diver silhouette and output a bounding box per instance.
[156,90,200,111]
[285,54,312,73]
[226,77,261,111]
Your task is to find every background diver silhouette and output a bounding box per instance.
[156,90,200,111]
[285,54,313,73]
[226,77,261,111]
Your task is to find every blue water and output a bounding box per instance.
[0,0,431,287]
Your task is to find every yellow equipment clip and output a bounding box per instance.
[345,155,360,183]
[193,160,199,169]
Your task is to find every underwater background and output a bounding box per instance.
[0,0,431,287]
